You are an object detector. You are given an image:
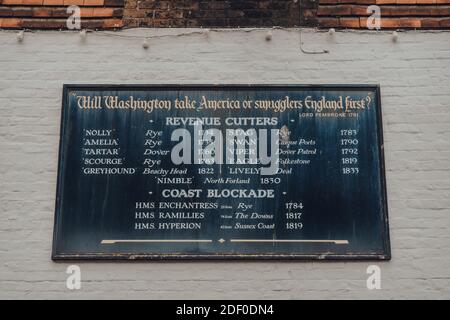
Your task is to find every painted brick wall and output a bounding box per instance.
[0,29,449,299]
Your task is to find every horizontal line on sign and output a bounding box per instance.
[229,239,349,245]
[101,239,213,244]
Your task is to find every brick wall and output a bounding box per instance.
[318,0,450,29]
[1,0,450,29]
[0,0,124,29]
[1,29,449,299]
[123,0,302,28]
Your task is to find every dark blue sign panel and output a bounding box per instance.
[52,85,390,260]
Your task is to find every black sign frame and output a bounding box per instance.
[52,84,390,261]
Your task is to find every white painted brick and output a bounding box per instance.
[0,29,449,299]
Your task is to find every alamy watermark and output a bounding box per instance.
[366,265,381,290]
[66,265,81,290]
[171,121,280,176]
[366,5,381,30]
[67,5,81,30]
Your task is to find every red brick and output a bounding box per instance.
[381,6,425,15]
[63,0,83,5]
[42,0,64,4]
[93,8,114,17]
[0,7,14,16]
[359,17,369,28]
[351,5,372,16]
[52,8,69,17]
[420,18,442,28]
[12,7,33,17]
[33,8,53,17]
[83,0,104,5]
[112,8,123,17]
[380,18,421,28]
[0,17,21,28]
[21,18,66,28]
[440,18,450,26]
[104,0,123,6]
[339,17,360,27]
[318,17,339,27]
[80,19,103,28]
[102,18,122,28]
[430,6,450,15]
[317,6,352,16]
[353,0,376,4]
[319,0,339,3]
[22,0,43,4]
[2,0,23,4]
[80,8,94,17]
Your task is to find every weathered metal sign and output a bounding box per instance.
[52,85,390,260]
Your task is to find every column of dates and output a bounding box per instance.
[285,202,304,230]
[340,129,359,175]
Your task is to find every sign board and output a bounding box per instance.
[52,85,390,260]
